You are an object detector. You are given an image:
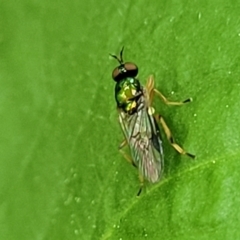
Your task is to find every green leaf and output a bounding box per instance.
[1,1,240,240]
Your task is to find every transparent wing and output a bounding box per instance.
[119,97,164,183]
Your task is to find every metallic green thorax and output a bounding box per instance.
[115,77,141,113]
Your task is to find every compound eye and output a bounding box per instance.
[124,62,138,78]
[112,65,127,82]
[112,67,120,81]
[111,62,138,82]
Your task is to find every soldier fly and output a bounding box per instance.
[110,47,195,196]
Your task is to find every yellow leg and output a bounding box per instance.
[155,114,195,159]
[119,140,144,195]
[119,139,137,167]
[145,75,192,106]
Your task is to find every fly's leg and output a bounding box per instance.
[155,114,195,159]
[119,140,144,196]
[146,75,192,106]
[119,139,137,167]
[154,88,192,105]
[137,175,144,196]
[146,75,194,158]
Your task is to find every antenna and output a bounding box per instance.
[110,46,124,64]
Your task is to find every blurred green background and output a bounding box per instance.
[1,0,240,239]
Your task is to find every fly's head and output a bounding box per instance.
[110,47,142,114]
[110,47,138,82]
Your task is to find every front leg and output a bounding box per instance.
[145,75,192,106]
